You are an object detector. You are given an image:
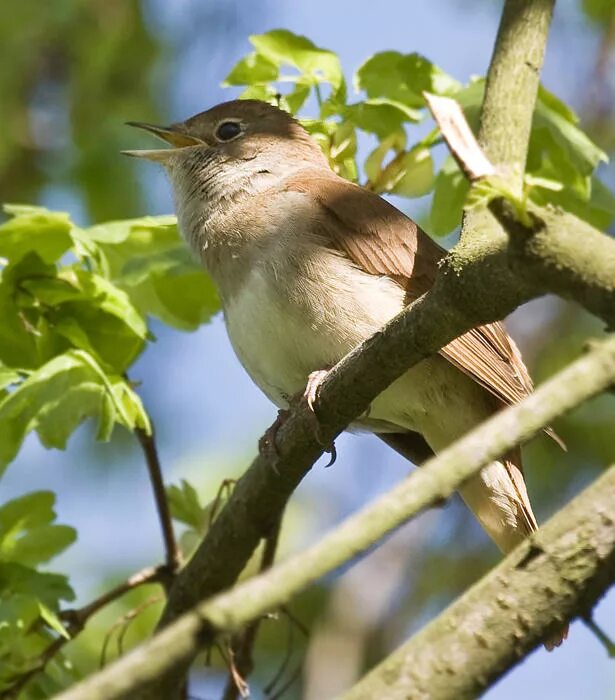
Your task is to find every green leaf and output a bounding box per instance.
[0,492,76,567]
[530,175,615,230]
[0,563,74,609]
[0,365,21,391]
[0,351,134,470]
[389,147,435,198]
[72,270,147,339]
[250,30,343,90]
[223,51,279,86]
[238,83,279,104]
[355,51,460,109]
[537,85,578,124]
[167,480,206,530]
[430,156,470,236]
[345,99,421,138]
[364,132,406,185]
[38,601,70,639]
[89,217,221,331]
[0,206,73,264]
[532,100,607,176]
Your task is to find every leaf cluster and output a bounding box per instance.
[224,30,615,235]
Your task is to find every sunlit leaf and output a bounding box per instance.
[250,29,343,91]
[430,156,470,236]
[167,479,206,530]
[223,51,279,86]
[0,351,141,471]
[355,51,460,109]
[0,207,72,264]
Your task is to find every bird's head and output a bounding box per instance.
[124,99,327,188]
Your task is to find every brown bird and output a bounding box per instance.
[126,99,565,644]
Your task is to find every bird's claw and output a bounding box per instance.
[259,370,337,473]
[259,408,291,474]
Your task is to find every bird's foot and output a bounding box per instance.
[259,408,291,474]
[258,370,337,472]
[300,370,337,467]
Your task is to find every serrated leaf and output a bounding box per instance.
[91,217,221,331]
[0,207,72,264]
[250,30,343,90]
[0,563,74,609]
[430,156,470,236]
[223,51,279,86]
[0,351,118,470]
[0,492,76,568]
[72,270,147,339]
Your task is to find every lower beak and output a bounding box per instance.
[123,121,205,161]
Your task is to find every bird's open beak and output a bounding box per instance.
[122,121,205,161]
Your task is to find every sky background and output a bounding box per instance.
[2,1,614,698]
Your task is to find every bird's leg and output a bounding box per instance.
[258,370,337,471]
[301,369,337,467]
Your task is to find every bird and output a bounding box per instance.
[126,99,566,646]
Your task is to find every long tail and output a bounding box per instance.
[380,434,568,649]
[457,447,568,649]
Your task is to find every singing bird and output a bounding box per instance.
[126,101,564,642]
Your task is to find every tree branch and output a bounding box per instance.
[340,463,615,700]
[479,0,555,181]
[52,336,615,700]
[425,92,615,330]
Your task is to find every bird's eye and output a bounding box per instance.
[215,121,242,142]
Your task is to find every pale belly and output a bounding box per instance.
[222,256,495,440]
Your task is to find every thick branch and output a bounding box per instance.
[478,0,555,184]
[53,336,615,700]
[341,464,615,700]
[491,200,615,330]
[426,93,615,329]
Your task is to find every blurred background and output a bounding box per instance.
[1,0,615,698]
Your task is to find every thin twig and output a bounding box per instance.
[221,516,284,700]
[62,565,169,629]
[135,424,182,576]
[583,615,615,657]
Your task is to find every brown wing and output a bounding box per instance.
[283,169,539,412]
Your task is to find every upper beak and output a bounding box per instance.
[122,121,205,161]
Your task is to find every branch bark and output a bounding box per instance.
[53,335,615,700]
[340,465,615,700]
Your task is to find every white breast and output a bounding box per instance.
[223,247,406,408]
